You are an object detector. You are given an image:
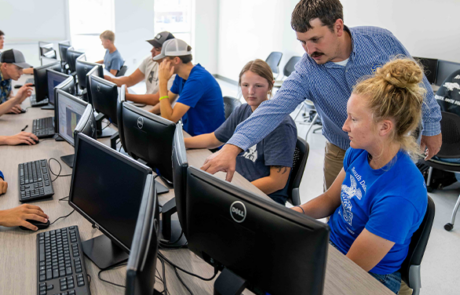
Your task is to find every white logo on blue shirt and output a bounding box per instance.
[242,145,258,163]
[341,174,363,227]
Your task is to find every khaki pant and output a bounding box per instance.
[323,141,346,191]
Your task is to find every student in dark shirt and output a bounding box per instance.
[185,59,297,205]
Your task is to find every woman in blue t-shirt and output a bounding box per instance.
[184,59,297,205]
[293,58,428,294]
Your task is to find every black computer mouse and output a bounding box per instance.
[6,108,26,114]
[18,138,39,145]
[14,84,22,89]
[19,219,50,231]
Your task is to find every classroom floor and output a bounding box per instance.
[218,78,460,295]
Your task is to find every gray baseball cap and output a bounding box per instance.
[146,31,175,48]
[0,49,31,69]
[153,39,192,61]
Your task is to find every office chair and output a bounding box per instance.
[287,137,309,206]
[116,65,128,77]
[399,196,435,295]
[420,112,460,231]
[265,52,283,79]
[283,56,301,77]
[223,96,242,119]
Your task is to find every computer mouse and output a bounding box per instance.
[18,138,39,145]
[6,108,26,115]
[19,219,50,231]
[14,84,22,89]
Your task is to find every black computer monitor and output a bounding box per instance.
[66,49,84,73]
[85,64,103,105]
[436,60,460,86]
[125,177,160,295]
[160,123,188,245]
[53,77,76,138]
[44,69,69,110]
[413,57,438,85]
[58,41,71,61]
[69,132,156,270]
[186,167,330,295]
[89,75,120,138]
[33,62,62,105]
[56,89,96,167]
[76,55,101,91]
[39,42,56,64]
[117,100,174,194]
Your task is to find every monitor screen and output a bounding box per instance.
[186,167,329,295]
[47,69,69,106]
[34,62,62,102]
[413,57,438,85]
[57,90,87,146]
[69,133,153,252]
[58,43,71,61]
[436,60,460,86]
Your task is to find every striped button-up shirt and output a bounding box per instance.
[0,68,12,104]
[228,26,441,151]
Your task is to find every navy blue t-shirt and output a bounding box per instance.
[170,64,225,136]
[329,148,427,274]
[214,104,297,205]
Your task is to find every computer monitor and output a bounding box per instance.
[76,55,101,90]
[436,60,460,86]
[44,69,69,110]
[117,101,174,194]
[186,167,330,295]
[53,77,76,139]
[56,89,96,167]
[85,64,104,105]
[58,41,71,61]
[33,62,62,105]
[89,75,120,138]
[125,177,160,295]
[66,49,84,73]
[38,42,56,64]
[161,122,188,245]
[413,57,438,85]
[69,132,156,270]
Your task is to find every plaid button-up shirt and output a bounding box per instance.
[0,68,12,104]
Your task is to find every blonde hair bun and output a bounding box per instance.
[376,58,424,91]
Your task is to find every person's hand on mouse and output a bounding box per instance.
[0,204,49,231]
[0,178,7,195]
[15,83,33,103]
[8,104,23,114]
[4,132,39,146]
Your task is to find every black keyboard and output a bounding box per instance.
[30,95,49,107]
[37,226,90,295]
[18,159,54,202]
[33,117,55,138]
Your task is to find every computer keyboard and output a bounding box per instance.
[37,226,90,295]
[33,117,55,138]
[30,95,49,107]
[18,159,54,202]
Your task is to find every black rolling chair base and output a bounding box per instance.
[444,223,454,231]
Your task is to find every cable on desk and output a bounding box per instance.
[159,231,185,248]
[50,209,75,225]
[158,252,218,281]
[59,196,69,202]
[174,266,194,295]
[97,262,127,288]
[48,158,72,182]
[158,256,169,295]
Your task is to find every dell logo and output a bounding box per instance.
[230,201,246,223]
[137,117,144,129]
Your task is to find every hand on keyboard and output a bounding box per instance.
[0,204,48,230]
[4,131,39,145]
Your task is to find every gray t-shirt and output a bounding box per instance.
[214,104,297,204]
[103,49,124,72]
[138,56,175,94]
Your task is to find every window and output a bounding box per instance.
[154,0,193,48]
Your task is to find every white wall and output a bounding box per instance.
[193,0,219,74]
[113,0,155,75]
[216,0,460,81]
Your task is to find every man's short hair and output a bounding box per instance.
[291,0,343,33]
[0,30,4,37]
[100,30,115,42]
[169,45,193,64]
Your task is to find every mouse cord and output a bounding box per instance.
[50,210,75,226]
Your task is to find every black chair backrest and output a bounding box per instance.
[265,52,283,75]
[116,65,128,77]
[288,137,309,194]
[400,196,435,285]
[283,56,301,77]
[223,96,242,119]
[437,112,460,158]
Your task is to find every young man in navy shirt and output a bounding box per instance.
[153,38,225,136]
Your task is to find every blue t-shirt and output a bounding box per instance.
[170,64,225,136]
[329,148,427,274]
[214,104,297,205]
[103,49,124,72]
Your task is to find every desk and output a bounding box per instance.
[0,75,393,295]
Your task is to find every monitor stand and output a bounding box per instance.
[54,134,64,141]
[155,180,169,195]
[61,154,74,168]
[81,234,129,270]
[95,113,117,138]
[160,198,187,247]
[214,268,247,295]
[41,104,54,110]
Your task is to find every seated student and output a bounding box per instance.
[185,59,297,205]
[0,30,33,75]
[154,38,225,136]
[104,31,176,107]
[0,173,48,231]
[96,30,124,76]
[292,58,428,294]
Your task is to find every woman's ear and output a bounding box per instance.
[378,119,394,137]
